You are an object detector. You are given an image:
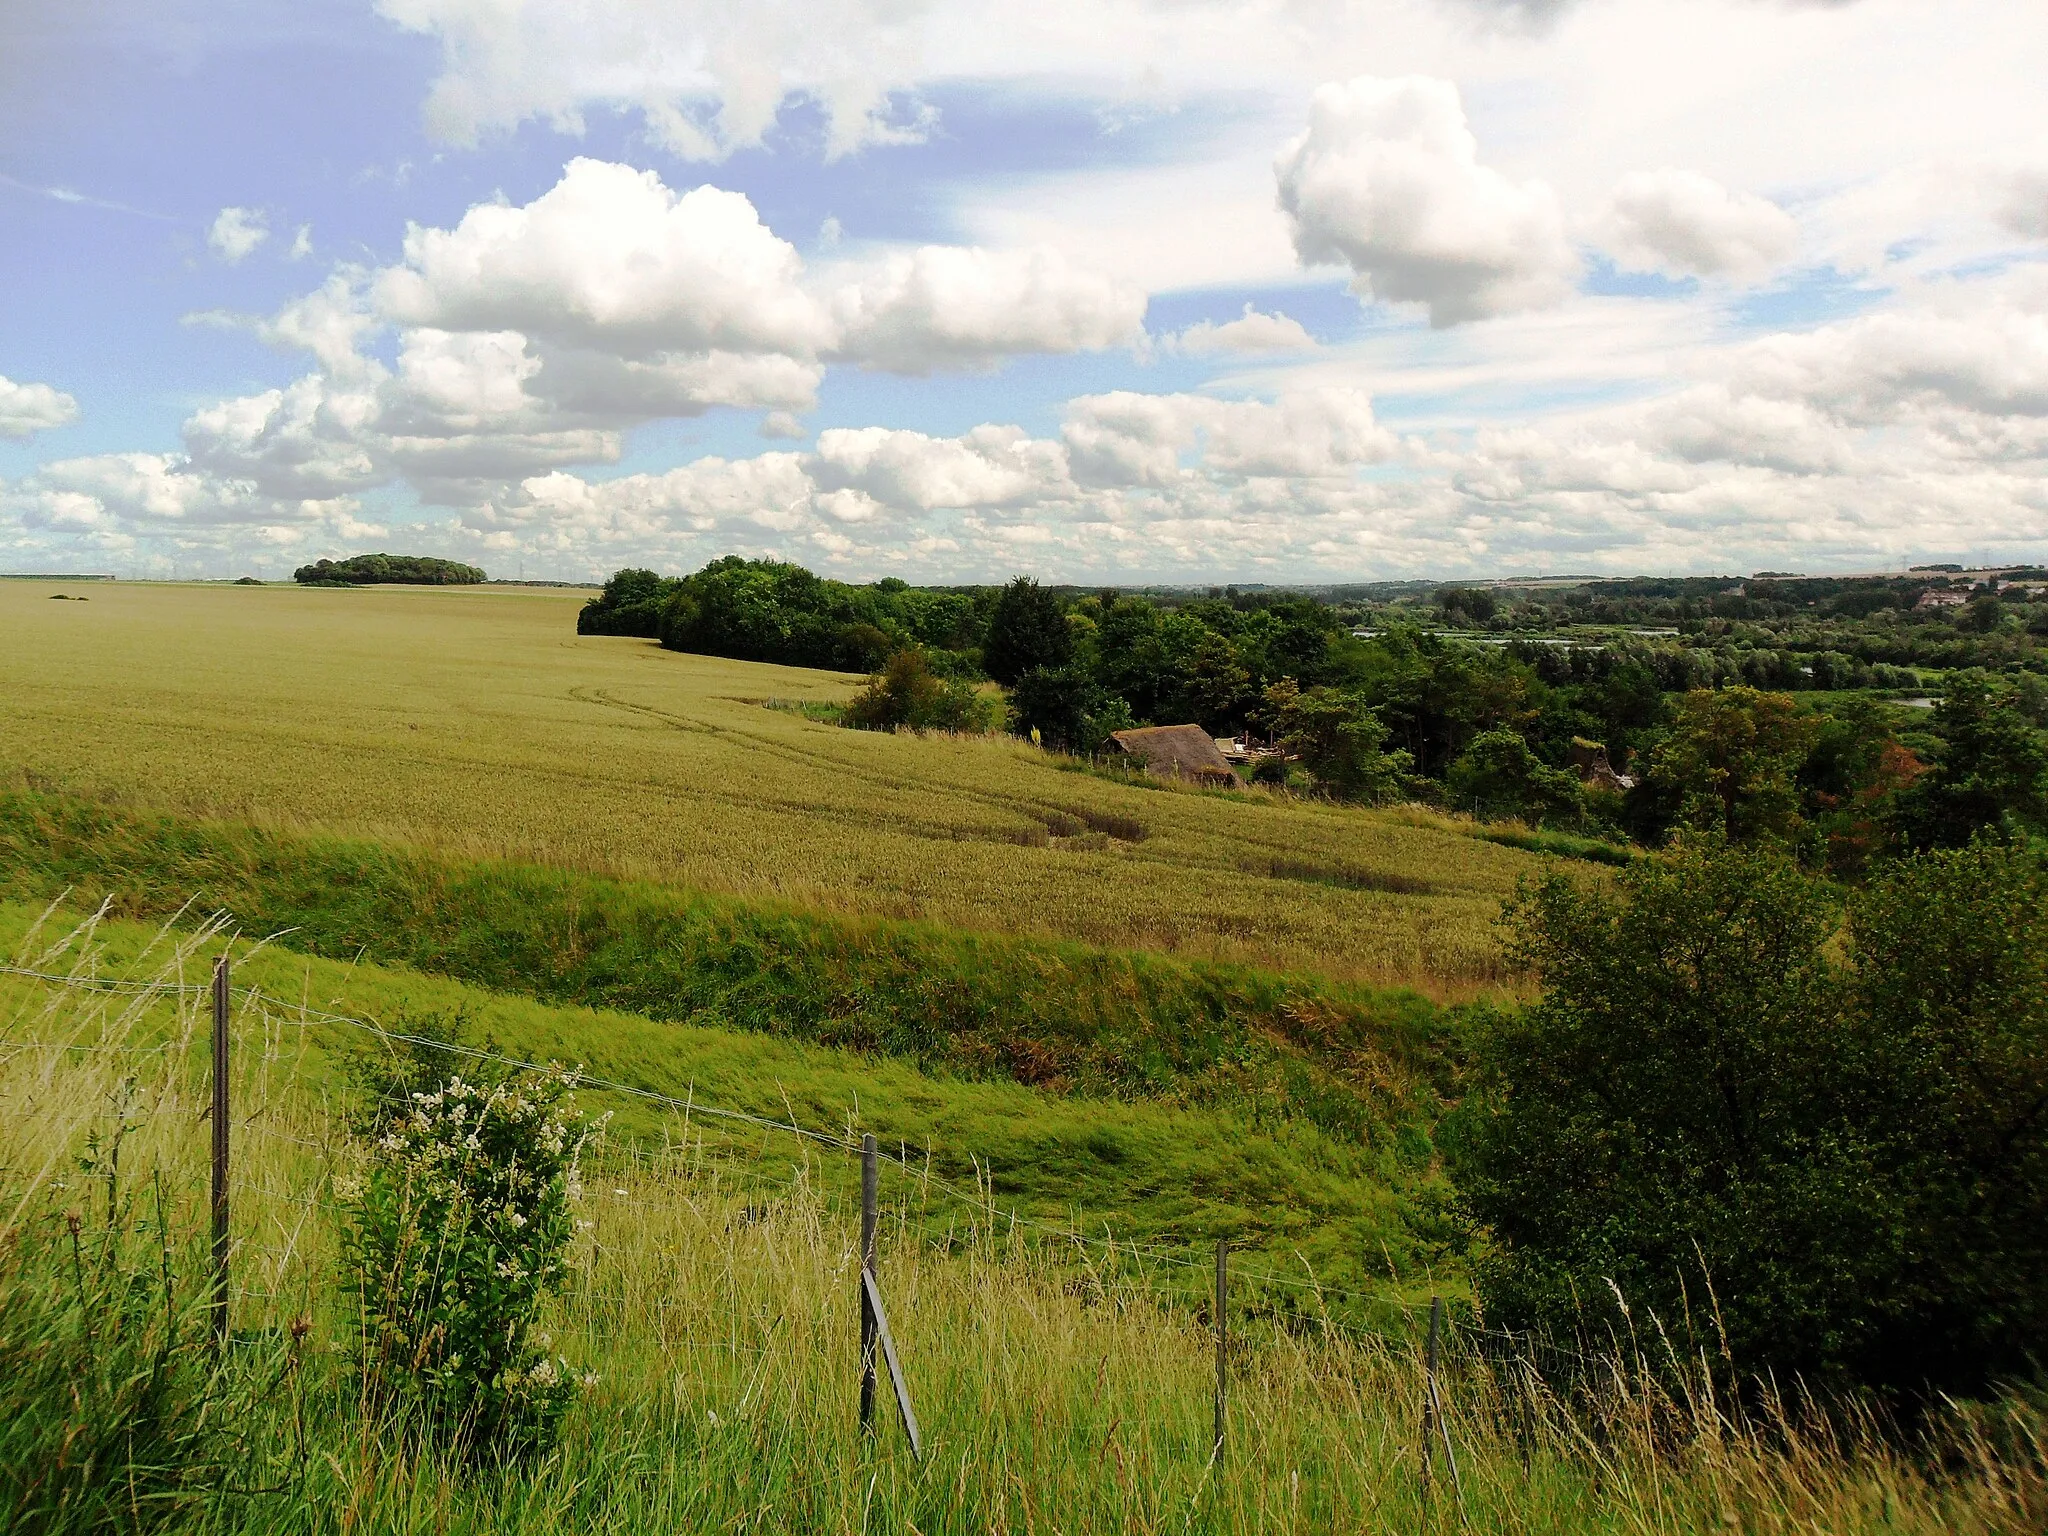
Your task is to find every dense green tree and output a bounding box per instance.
[1446,729,1584,825]
[1263,679,1412,802]
[577,567,677,636]
[295,554,486,585]
[1887,671,2048,849]
[1435,585,1497,623]
[1008,665,1132,752]
[1453,838,2048,1397]
[1839,841,2048,1391]
[1646,687,1817,842]
[982,577,1072,685]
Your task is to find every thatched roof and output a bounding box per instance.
[1108,725,1238,783]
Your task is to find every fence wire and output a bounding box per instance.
[2,955,1580,1365]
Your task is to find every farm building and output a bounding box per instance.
[1568,738,1636,792]
[1108,725,1239,784]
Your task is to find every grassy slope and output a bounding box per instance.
[0,579,1546,990]
[5,941,2026,1536]
[0,789,1462,1146]
[0,897,1447,1309]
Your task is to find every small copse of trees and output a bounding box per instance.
[295,554,486,586]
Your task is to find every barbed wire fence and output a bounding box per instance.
[1,940,1628,1492]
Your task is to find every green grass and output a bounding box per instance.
[0,892,1452,1307]
[0,788,1466,1140]
[4,934,2038,1536]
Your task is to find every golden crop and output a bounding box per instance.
[0,580,1550,990]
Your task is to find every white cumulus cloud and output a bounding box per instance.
[1274,75,1577,326]
[374,159,825,358]
[208,207,270,264]
[0,375,79,439]
[811,424,1075,510]
[1600,168,1800,280]
[375,0,933,160]
[1064,388,1394,485]
[1166,305,1318,355]
[829,244,1145,373]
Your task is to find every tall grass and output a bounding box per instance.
[0,891,1448,1313]
[0,788,1466,1143]
[3,907,2042,1534]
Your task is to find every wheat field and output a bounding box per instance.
[0,579,1550,989]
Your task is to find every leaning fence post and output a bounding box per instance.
[1420,1294,1439,1512]
[210,952,231,1349]
[1421,1295,1469,1526]
[1213,1238,1228,1463]
[860,1132,878,1436]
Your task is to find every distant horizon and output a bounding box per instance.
[9,556,2043,594]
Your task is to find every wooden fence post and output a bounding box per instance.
[855,1133,923,1460]
[1420,1294,1438,1512]
[1420,1295,1469,1526]
[210,953,231,1348]
[1213,1238,1228,1464]
[860,1132,878,1436]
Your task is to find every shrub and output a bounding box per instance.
[1452,837,2048,1400]
[340,1067,599,1461]
[843,649,995,733]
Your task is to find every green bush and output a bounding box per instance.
[842,649,994,734]
[1451,837,2048,1399]
[341,1066,599,1461]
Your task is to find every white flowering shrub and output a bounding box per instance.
[340,1067,598,1460]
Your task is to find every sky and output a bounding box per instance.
[1,0,2045,584]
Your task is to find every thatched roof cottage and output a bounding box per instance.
[1107,725,1238,784]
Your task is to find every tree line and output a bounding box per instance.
[579,558,2048,862]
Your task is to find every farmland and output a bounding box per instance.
[0,579,1552,991]
[4,579,2043,1534]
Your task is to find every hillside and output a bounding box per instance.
[0,898,1445,1309]
[0,579,1556,991]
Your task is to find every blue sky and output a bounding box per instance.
[2,0,2044,581]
